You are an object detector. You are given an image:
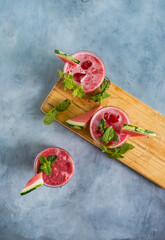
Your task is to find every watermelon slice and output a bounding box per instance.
[20,173,43,196]
[121,124,156,137]
[66,105,102,129]
[54,49,80,65]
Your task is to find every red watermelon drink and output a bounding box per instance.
[34,147,74,187]
[90,107,130,148]
[63,51,105,93]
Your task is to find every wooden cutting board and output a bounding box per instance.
[41,78,165,188]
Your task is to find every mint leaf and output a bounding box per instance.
[64,72,74,80]
[37,155,58,175]
[40,161,52,176]
[101,91,110,99]
[58,70,86,98]
[73,85,86,98]
[99,126,116,143]
[97,139,108,152]
[116,143,135,154]
[40,155,47,164]
[90,91,110,104]
[98,139,135,159]
[47,155,57,165]
[107,153,124,159]
[50,159,56,166]
[90,77,110,104]
[100,77,110,91]
[98,119,119,143]
[90,94,102,104]
[47,155,57,162]
[55,99,71,112]
[44,99,71,125]
[62,76,77,90]
[57,69,64,78]
[111,130,119,141]
[98,118,106,132]
[44,109,58,125]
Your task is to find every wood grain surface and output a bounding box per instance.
[41,79,165,188]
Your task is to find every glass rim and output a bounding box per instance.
[33,147,74,188]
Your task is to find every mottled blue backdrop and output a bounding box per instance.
[0,0,165,239]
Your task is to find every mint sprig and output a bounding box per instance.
[98,118,119,143]
[37,155,57,175]
[97,118,134,158]
[99,126,119,143]
[98,139,134,159]
[44,99,71,125]
[90,77,110,104]
[58,69,86,98]
[55,99,71,112]
[44,109,58,125]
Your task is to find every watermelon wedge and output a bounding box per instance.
[20,173,43,196]
[121,124,156,137]
[66,105,102,129]
[54,49,80,65]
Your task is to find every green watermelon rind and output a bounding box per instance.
[122,124,156,136]
[54,49,80,64]
[65,119,85,129]
[20,178,43,196]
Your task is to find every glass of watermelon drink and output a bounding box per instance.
[63,50,105,93]
[90,107,130,148]
[34,147,74,188]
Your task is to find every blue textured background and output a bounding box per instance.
[0,0,165,239]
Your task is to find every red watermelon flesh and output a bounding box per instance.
[121,129,147,137]
[20,173,43,195]
[66,105,102,129]
[58,56,78,66]
[25,173,43,188]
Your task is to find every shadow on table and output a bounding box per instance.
[1,141,52,171]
